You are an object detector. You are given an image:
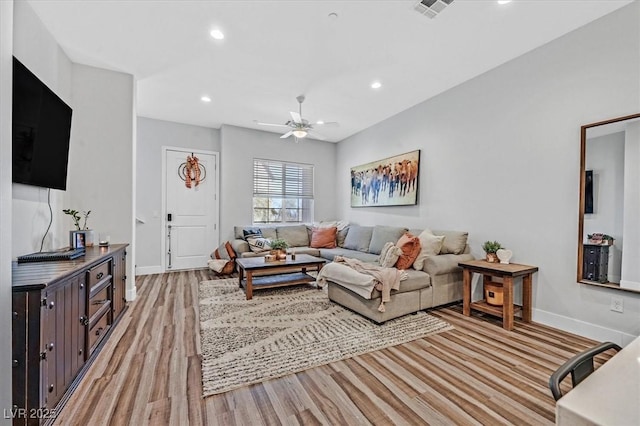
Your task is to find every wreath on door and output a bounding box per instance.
[178,154,207,188]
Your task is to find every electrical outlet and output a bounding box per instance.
[610,297,624,313]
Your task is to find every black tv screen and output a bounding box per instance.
[12,57,72,191]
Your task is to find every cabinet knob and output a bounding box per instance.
[79,349,83,356]
[96,327,104,336]
[12,311,18,319]
[80,282,84,289]
[96,272,104,280]
[12,359,18,368]
[48,384,54,393]
[80,316,89,326]
[48,301,55,309]
[48,342,54,351]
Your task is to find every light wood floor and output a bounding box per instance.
[54,270,612,426]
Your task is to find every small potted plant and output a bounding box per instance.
[270,238,289,259]
[63,208,94,246]
[482,240,502,263]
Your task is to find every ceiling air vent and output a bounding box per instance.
[413,0,454,19]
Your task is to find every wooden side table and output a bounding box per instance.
[458,259,538,330]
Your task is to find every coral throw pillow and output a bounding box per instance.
[395,233,422,270]
[310,227,337,248]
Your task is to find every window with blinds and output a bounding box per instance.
[253,159,314,224]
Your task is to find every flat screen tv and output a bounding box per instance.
[12,57,72,191]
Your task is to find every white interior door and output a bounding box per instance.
[164,148,218,271]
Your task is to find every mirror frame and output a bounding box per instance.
[577,112,640,290]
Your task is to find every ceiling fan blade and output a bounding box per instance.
[315,121,340,127]
[280,131,294,139]
[290,111,302,124]
[253,120,289,128]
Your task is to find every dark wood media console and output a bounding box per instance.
[11,244,128,425]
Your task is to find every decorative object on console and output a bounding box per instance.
[496,248,513,264]
[98,233,110,247]
[587,233,614,246]
[69,230,86,249]
[482,240,502,263]
[350,150,420,208]
[63,208,94,246]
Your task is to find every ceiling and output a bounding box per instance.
[27,0,633,142]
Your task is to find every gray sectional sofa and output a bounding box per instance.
[231,224,474,323]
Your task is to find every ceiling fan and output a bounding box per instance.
[254,95,339,141]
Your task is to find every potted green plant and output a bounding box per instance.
[482,240,502,263]
[63,209,94,246]
[270,238,289,258]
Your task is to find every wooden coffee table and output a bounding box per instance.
[236,254,326,300]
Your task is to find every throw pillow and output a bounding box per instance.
[210,241,236,260]
[246,236,272,252]
[395,233,422,270]
[413,229,444,270]
[436,230,469,255]
[242,228,262,240]
[378,242,402,268]
[310,227,337,248]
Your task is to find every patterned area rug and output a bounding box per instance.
[199,278,453,397]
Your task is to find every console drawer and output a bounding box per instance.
[88,309,110,355]
[88,259,111,289]
[89,285,111,320]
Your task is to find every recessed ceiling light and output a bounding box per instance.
[497,1,512,4]
[371,81,382,89]
[210,29,224,40]
[316,120,324,125]
[201,96,211,102]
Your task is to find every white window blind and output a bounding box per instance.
[252,159,314,224]
[253,159,314,199]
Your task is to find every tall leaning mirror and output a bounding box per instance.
[578,113,640,293]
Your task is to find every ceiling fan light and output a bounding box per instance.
[293,129,308,138]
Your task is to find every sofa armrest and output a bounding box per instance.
[423,253,475,276]
[230,239,250,255]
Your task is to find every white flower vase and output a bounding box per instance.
[84,229,95,247]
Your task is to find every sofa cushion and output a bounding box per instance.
[310,227,337,248]
[318,248,379,263]
[434,230,469,255]
[260,227,278,240]
[378,242,402,268]
[276,225,310,247]
[413,229,444,270]
[395,233,421,270]
[343,225,373,252]
[370,269,431,298]
[246,236,272,252]
[369,225,407,255]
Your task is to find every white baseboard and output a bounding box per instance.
[135,265,163,276]
[533,308,638,347]
[126,285,137,302]
[620,279,640,291]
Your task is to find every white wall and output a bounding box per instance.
[219,125,337,242]
[336,3,640,344]
[12,0,73,256]
[136,117,221,271]
[585,132,625,282]
[0,0,14,421]
[621,123,640,290]
[69,63,135,297]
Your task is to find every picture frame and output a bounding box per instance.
[350,150,420,207]
[70,230,87,250]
